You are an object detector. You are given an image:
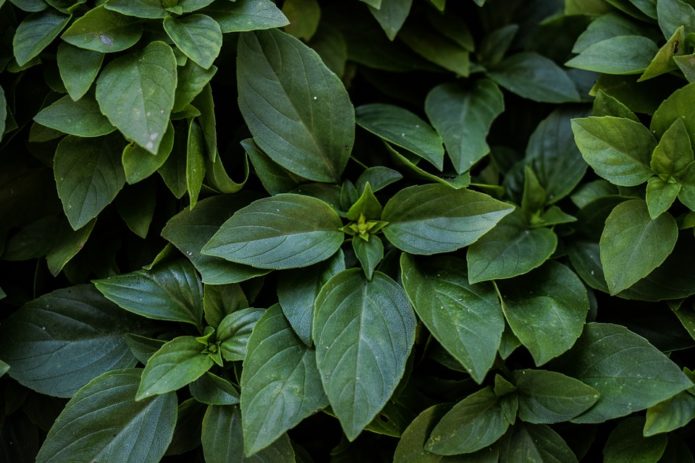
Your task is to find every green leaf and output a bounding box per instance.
[203,283,249,328]
[467,209,557,284]
[571,116,656,186]
[566,36,658,74]
[557,322,693,423]
[237,29,354,182]
[646,176,680,218]
[488,52,580,103]
[478,24,519,67]
[653,119,694,181]
[592,90,639,121]
[240,305,327,456]
[116,181,156,236]
[35,369,177,463]
[313,269,416,440]
[174,61,217,112]
[186,120,205,208]
[54,134,125,230]
[202,193,343,270]
[425,80,504,173]
[34,95,114,137]
[61,5,142,53]
[201,405,296,463]
[352,235,383,280]
[161,194,269,285]
[382,184,514,255]
[657,0,695,38]
[13,10,70,66]
[401,254,504,383]
[309,25,348,77]
[276,251,345,346]
[46,219,96,276]
[644,391,695,436]
[513,369,599,424]
[399,22,470,76]
[497,262,589,366]
[189,372,240,406]
[137,336,213,400]
[651,82,695,140]
[94,259,204,329]
[56,43,104,101]
[356,103,444,170]
[368,0,413,41]
[205,0,289,34]
[96,41,177,154]
[499,423,577,463]
[600,199,678,294]
[603,417,667,463]
[639,26,684,81]
[217,307,265,362]
[283,0,321,40]
[573,13,643,53]
[0,285,140,397]
[0,360,8,378]
[164,14,222,69]
[105,0,167,19]
[427,387,512,455]
[122,122,175,184]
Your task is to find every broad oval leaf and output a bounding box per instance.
[368,0,413,40]
[136,336,213,400]
[54,134,125,230]
[356,103,445,170]
[218,307,265,362]
[0,285,141,397]
[499,423,578,463]
[96,41,177,154]
[94,259,204,329]
[513,369,600,424]
[425,79,504,174]
[189,372,240,406]
[161,194,269,285]
[61,5,143,53]
[599,199,678,295]
[566,36,659,74]
[206,0,290,33]
[201,405,296,463]
[651,82,695,140]
[467,209,557,284]
[237,29,354,182]
[34,95,114,137]
[240,305,328,456]
[35,369,177,463]
[488,52,580,103]
[163,14,222,69]
[105,0,167,19]
[313,269,416,440]
[644,391,695,436]
[56,43,104,101]
[382,184,514,255]
[571,116,656,186]
[13,10,70,66]
[427,387,512,455]
[556,323,693,423]
[498,262,589,366]
[202,193,344,270]
[401,254,504,383]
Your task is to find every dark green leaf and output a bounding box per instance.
[399,22,470,76]
[382,184,514,255]
[13,10,70,66]
[105,0,167,19]
[401,254,504,383]
[488,52,580,103]
[56,43,104,101]
[368,0,413,40]
[283,0,321,40]
[35,369,177,463]
[0,285,141,397]
[122,122,175,184]
[644,391,695,436]
[164,14,222,69]
[497,262,589,366]
[514,369,600,424]
[352,236,383,280]
[190,372,240,406]
[557,323,693,423]
[94,259,204,329]
[203,193,344,270]
[241,305,327,456]
[34,95,114,137]
[137,336,213,400]
[313,269,416,440]
[425,80,504,174]
[61,6,142,53]
[499,423,578,463]
[96,41,177,154]
[603,417,667,463]
[599,199,678,294]
[237,29,354,182]
[206,0,289,33]
[566,36,658,74]
[218,307,264,362]
[356,103,444,170]
[54,134,125,230]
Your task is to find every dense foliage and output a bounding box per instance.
[1,0,695,461]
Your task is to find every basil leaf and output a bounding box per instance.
[499,423,578,463]
[56,43,104,101]
[206,0,289,33]
[61,6,142,53]
[34,95,114,137]
[164,14,222,69]
[218,307,264,362]
[603,417,667,463]
[13,10,70,66]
